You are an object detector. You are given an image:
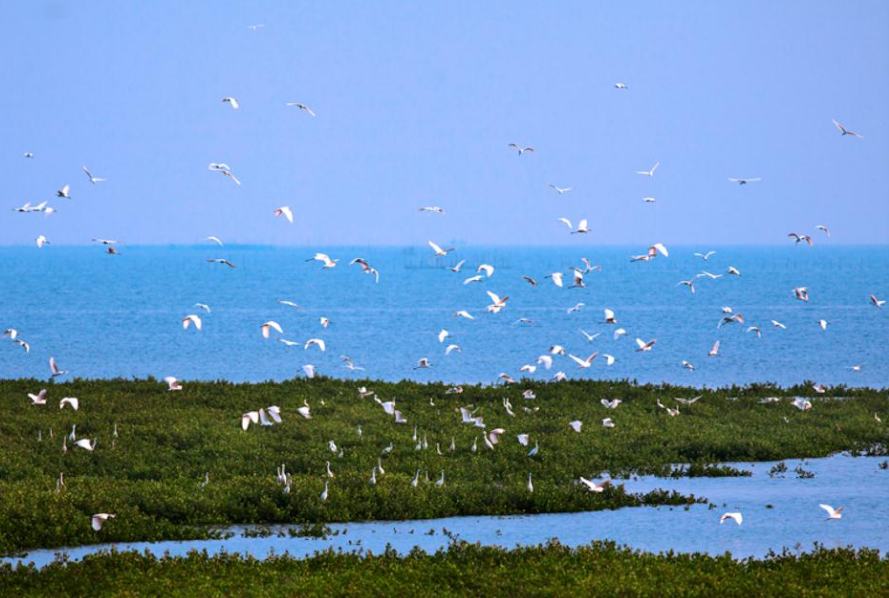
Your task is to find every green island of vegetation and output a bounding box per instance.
[2,542,887,598]
[0,378,885,555]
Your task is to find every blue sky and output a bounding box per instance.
[1,1,887,246]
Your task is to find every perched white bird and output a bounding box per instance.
[791,397,812,411]
[320,481,328,502]
[274,206,294,224]
[297,400,312,419]
[720,512,743,525]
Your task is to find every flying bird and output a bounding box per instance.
[635,338,656,352]
[720,513,743,526]
[636,162,659,177]
[307,253,339,269]
[261,321,283,339]
[274,206,294,223]
[82,167,106,184]
[286,103,316,116]
[728,177,761,185]
[429,241,456,256]
[206,258,236,268]
[182,315,202,331]
[548,184,573,195]
[222,96,240,109]
[820,504,844,521]
[832,120,862,138]
[508,143,534,155]
[49,357,69,378]
[91,513,115,531]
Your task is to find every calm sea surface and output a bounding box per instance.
[1,245,887,387]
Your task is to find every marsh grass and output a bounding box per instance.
[0,377,885,554]
[1,541,886,598]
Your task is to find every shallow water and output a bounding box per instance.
[6,455,886,568]
[1,245,887,388]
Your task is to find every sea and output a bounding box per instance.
[1,244,887,388]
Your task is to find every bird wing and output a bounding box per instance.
[428,241,444,254]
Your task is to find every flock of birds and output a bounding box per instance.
[6,63,883,541]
